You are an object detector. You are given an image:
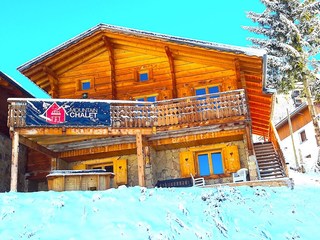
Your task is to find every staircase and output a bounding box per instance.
[254,142,286,179]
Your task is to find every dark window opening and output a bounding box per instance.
[300,130,307,143]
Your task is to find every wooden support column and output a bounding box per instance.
[43,66,59,98]
[136,131,146,187]
[165,46,177,98]
[102,36,117,99]
[245,122,254,156]
[51,158,57,170]
[234,58,242,89]
[10,131,19,192]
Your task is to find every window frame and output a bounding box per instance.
[76,77,96,95]
[135,67,153,82]
[196,150,224,177]
[134,94,158,102]
[299,129,307,144]
[195,85,220,100]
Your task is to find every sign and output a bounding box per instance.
[26,101,111,126]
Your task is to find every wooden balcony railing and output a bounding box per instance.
[8,89,248,130]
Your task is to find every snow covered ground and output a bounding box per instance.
[1,171,319,240]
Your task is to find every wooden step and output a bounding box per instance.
[255,150,276,156]
[259,165,282,170]
[256,156,278,161]
[260,169,283,175]
[254,145,274,150]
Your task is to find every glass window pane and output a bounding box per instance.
[209,86,219,99]
[82,81,91,90]
[211,152,224,174]
[147,96,156,102]
[195,88,206,96]
[139,73,149,81]
[198,154,210,176]
[136,98,144,102]
[208,86,219,94]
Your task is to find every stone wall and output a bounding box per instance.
[66,139,249,188]
[0,133,28,192]
[152,140,248,186]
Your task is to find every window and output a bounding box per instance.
[195,86,219,100]
[197,151,224,176]
[80,80,91,90]
[135,95,157,102]
[90,162,113,172]
[139,72,149,81]
[299,130,307,143]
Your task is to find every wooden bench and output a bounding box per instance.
[155,177,193,188]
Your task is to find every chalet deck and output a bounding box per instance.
[7,24,287,191]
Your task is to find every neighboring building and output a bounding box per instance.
[0,71,33,192]
[275,103,320,172]
[7,24,287,191]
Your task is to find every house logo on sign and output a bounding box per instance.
[45,102,66,124]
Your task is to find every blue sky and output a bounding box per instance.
[0,0,264,97]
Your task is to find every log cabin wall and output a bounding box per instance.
[42,32,241,101]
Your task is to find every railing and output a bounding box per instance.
[269,122,289,177]
[8,89,248,129]
[111,89,248,128]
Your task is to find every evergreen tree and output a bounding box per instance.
[244,0,320,169]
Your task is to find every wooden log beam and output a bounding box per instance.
[16,127,154,136]
[10,131,19,192]
[165,46,177,98]
[150,129,245,147]
[19,135,59,158]
[102,36,117,99]
[58,142,137,159]
[234,58,242,89]
[136,131,146,187]
[43,66,59,98]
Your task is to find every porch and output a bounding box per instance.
[7,89,268,191]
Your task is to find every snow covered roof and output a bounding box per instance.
[0,71,33,97]
[18,23,267,72]
[275,102,308,128]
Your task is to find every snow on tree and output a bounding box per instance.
[244,0,320,170]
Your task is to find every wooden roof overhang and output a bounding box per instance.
[17,24,274,137]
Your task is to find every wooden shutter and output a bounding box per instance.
[72,164,86,170]
[179,151,196,177]
[114,159,128,185]
[223,146,240,173]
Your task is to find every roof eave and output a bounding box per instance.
[17,23,267,73]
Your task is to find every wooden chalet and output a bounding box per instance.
[8,24,287,191]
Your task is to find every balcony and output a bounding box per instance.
[8,89,249,132]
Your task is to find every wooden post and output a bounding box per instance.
[102,36,117,99]
[10,131,19,192]
[287,108,300,169]
[165,46,177,98]
[245,123,254,156]
[136,131,145,187]
[51,158,57,170]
